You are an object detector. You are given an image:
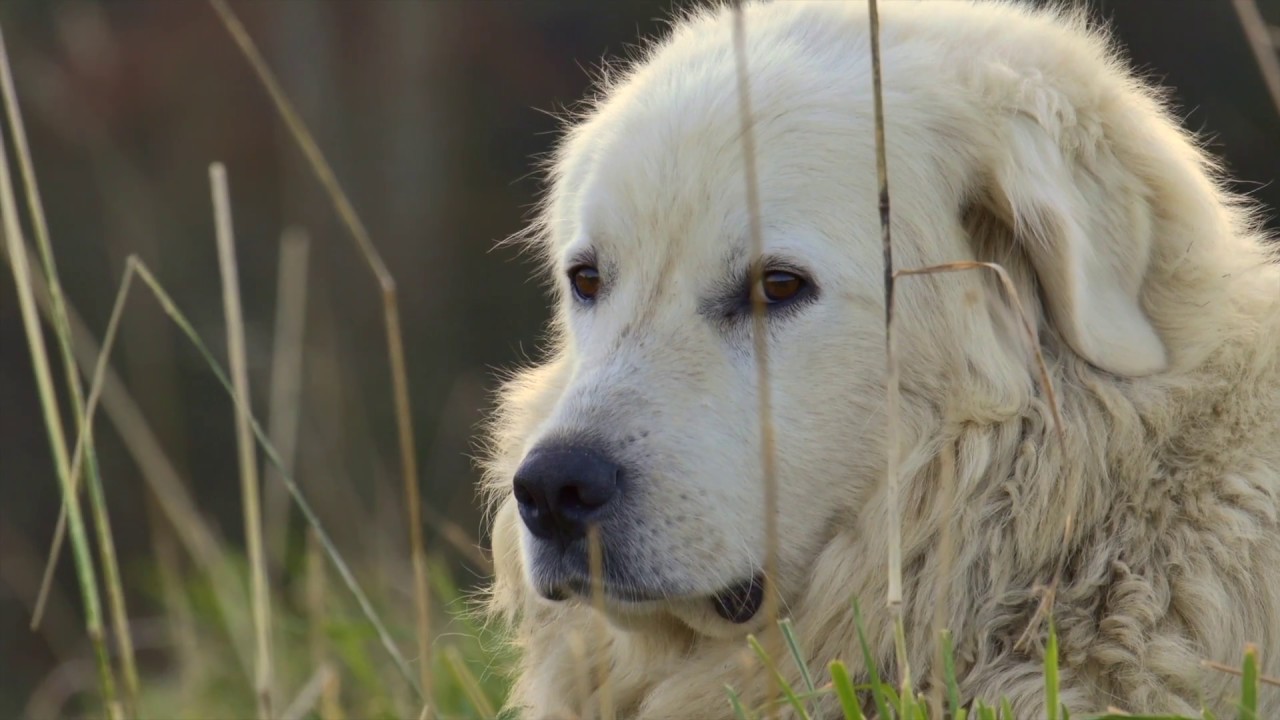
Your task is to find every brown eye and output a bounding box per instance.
[570,265,601,301]
[759,270,804,303]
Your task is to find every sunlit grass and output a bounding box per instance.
[3,1,1274,718]
[722,609,1262,720]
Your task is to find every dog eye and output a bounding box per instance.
[758,270,805,304]
[570,265,601,301]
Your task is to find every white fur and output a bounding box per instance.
[481,1,1280,717]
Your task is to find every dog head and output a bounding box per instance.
[486,0,1196,638]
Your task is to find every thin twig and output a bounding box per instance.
[205,0,432,701]
[211,163,275,719]
[894,262,1064,443]
[729,7,782,717]
[1201,658,1280,688]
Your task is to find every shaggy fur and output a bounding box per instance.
[481,1,1280,717]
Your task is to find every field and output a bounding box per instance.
[1,1,1278,719]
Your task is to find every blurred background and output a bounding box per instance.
[1,1,1278,718]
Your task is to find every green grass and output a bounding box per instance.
[719,607,1262,720]
[2,1,1271,718]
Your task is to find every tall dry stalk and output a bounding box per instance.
[0,19,139,713]
[206,0,432,702]
[280,664,336,720]
[0,36,120,720]
[1233,0,1280,118]
[566,631,592,719]
[729,6,782,716]
[306,531,343,720]
[930,436,958,715]
[211,162,275,718]
[588,525,613,720]
[12,245,258,682]
[864,0,915,703]
[263,227,311,581]
[19,245,421,693]
[19,231,439,709]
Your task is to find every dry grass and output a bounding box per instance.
[263,227,311,584]
[2,2,1273,719]
[211,162,275,718]
[730,4,782,716]
[0,20,121,718]
[206,0,433,703]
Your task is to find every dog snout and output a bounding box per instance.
[513,444,622,544]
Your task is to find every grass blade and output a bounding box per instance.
[0,32,119,718]
[1045,616,1060,720]
[780,619,817,694]
[443,645,497,719]
[727,686,756,720]
[0,23,140,712]
[942,630,962,719]
[131,258,422,696]
[853,600,892,720]
[747,634,812,720]
[828,661,864,720]
[12,244,259,682]
[14,235,426,707]
[280,664,335,720]
[1239,644,1258,720]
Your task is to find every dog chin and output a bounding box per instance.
[528,565,770,638]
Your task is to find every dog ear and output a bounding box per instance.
[973,108,1168,377]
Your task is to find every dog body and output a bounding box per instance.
[483,1,1280,716]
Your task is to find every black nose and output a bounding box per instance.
[513,445,622,544]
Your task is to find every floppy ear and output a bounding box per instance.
[975,110,1168,377]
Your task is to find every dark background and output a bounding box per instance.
[1,1,1278,717]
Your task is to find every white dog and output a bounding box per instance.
[481,1,1280,716]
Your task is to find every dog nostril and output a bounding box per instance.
[557,486,586,513]
[513,482,535,508]
[558,471,618,511]
[512,444,623,543]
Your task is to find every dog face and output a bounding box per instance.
[497,0,1170,637]
[510,32,896,636]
